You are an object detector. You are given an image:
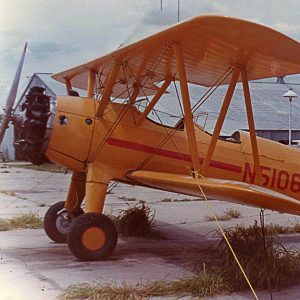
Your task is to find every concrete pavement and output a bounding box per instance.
[1,163,300,299]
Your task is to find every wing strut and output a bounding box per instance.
[174,43,201,172]
[129,83,140,104]
[87,70,96,98]
[241,67,262,184]
[201,67,240,175]
[66,78,73,95]
[96,63,121,117]
[136,79,171,125]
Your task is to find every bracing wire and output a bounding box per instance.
[191,66,234,114]
[195,172,259,300]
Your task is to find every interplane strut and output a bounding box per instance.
[173,43,201,172]
[201,67,241,176]
[241,67,262,185]
[96,63,121,117]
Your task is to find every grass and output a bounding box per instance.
[263,222,300,234]
[114,202,165,239]
[206,209,242,221]
[61,270,227,299]
[0,213,43,231]
[1,191,18,197]
[225,208,242,219]
[118,196,138,202]
[61,221,300,299]
[161,197,172,202]
[216,222,300,290]
[161,197,200,202]
[0,191,27,199]
[3,162,66,173]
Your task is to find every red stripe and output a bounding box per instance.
[210,160,242,173]
[107,138,191,162]
[106,138,242,174]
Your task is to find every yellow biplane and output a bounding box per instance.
[2,15,300,261]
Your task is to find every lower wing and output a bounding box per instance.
[127,170,300,216]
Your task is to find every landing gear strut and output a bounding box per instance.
[44,201,83,243]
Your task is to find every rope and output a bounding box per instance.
[194,171,259,300]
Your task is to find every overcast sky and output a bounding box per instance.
[1,0,300,104]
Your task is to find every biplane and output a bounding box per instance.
[2,15,300,261]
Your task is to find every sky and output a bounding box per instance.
[1,0,300,105]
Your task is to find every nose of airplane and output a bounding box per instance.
[14,86,55,165]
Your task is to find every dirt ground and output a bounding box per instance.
[1,162,300,299]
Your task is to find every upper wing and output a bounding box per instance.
[52,15,300,96]
[127,170,300,216]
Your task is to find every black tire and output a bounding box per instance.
[67,213,118,261]
[44,201,83,243]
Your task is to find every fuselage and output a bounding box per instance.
[45,96,300,202]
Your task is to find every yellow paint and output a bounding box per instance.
[52,15,300,92]
[46,15,300,217]
[241,67,262,185]
[46,96,95,168]
[96,63,121,117]
[174,43,200,172]
[47,97,300,215]
[137,80,171,125]
[65,79,72,95]
[64,171,86,212]
[87,70,96,98]
[82,227,106,251]
[202,67,240,175]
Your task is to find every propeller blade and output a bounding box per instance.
[0,43,27,145]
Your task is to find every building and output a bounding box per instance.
[156,77,300,140]
[1,73,300,160]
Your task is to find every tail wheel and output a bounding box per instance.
[44,201,84,243]
[67,213,118,261]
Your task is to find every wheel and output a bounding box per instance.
[44,201,84,243]
[67,213,118,261]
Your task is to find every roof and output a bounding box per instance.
[152,79,300,134]
[52,15,300,95]
[14,73,85,110]
[37,73,69,96]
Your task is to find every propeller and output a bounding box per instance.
[0,43,27,145]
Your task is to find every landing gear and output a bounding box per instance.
[44,201,84,243]
[67,213,118,261]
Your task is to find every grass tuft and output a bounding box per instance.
[225,208,242,219]
[161,198,172,202]
[217,221,300,290]
[61,271,227,299]
[118,196,138,202]
[4,163,66,173]
[206,208,242,221]
[1,191,18,197]
[0,213,43,231]
[263,222,300,234]
[161,197,200,202]
[114,202,165,239]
